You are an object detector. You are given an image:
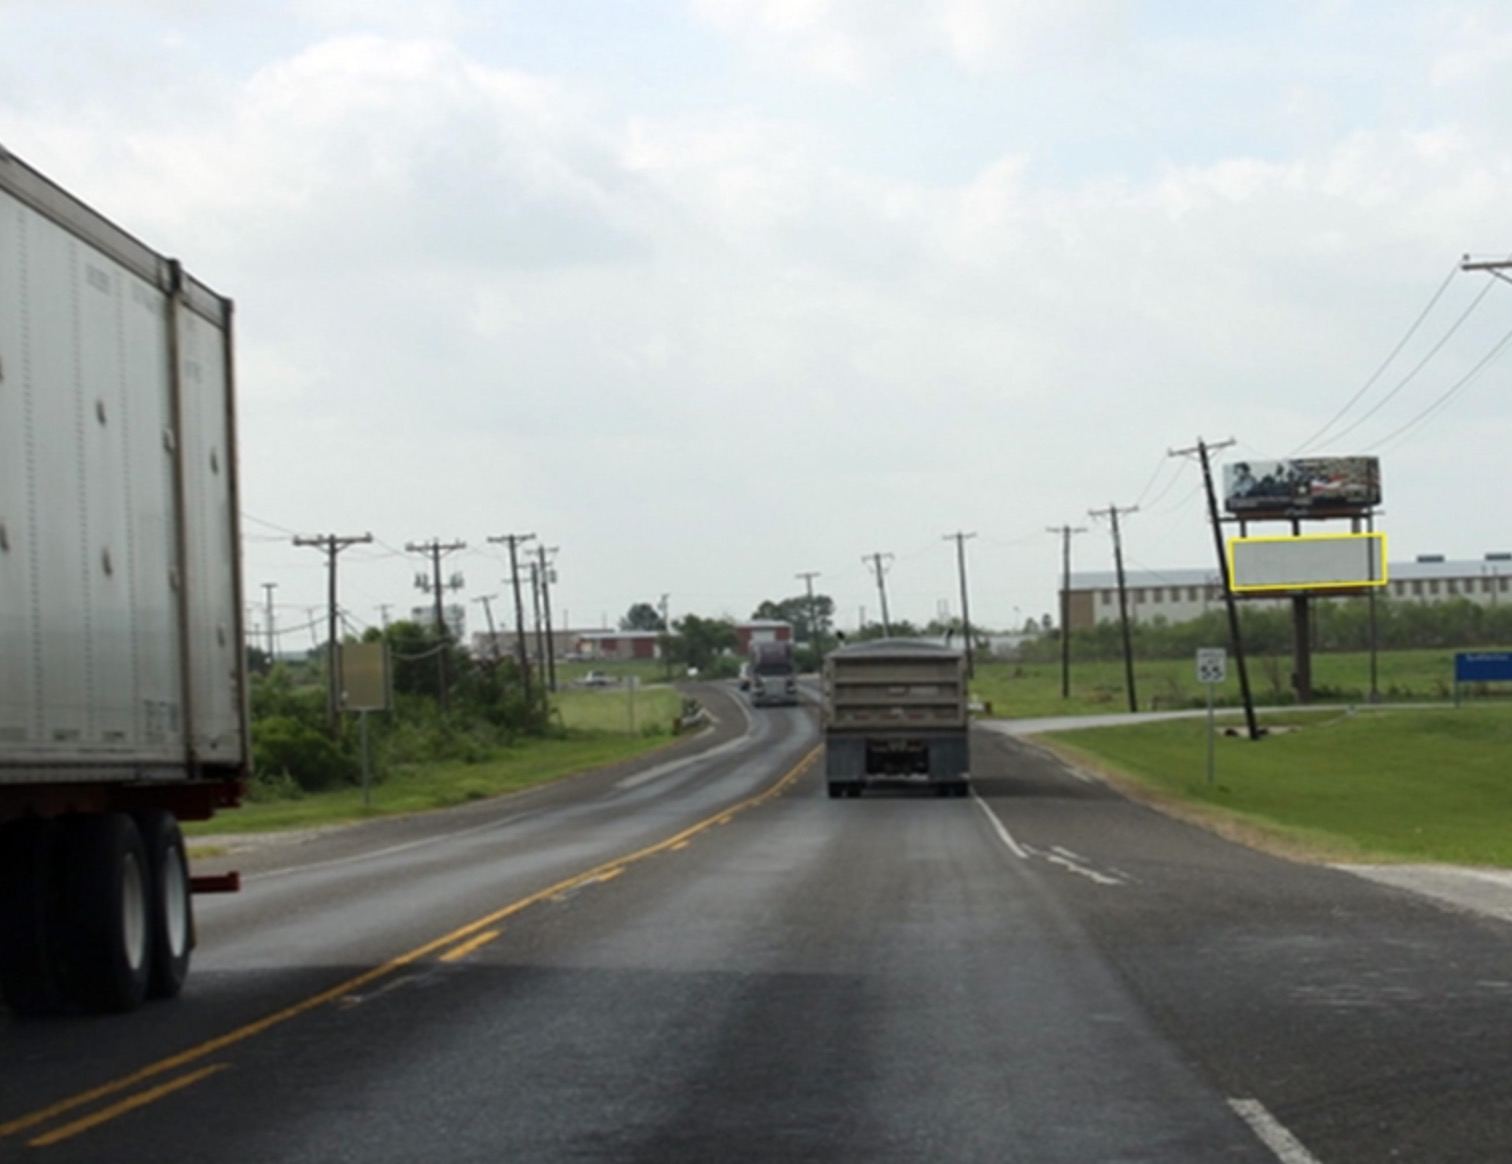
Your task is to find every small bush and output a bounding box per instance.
[245,767,304,804]
[252,715,357,792]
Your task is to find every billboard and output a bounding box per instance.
[1223,456,1381,516]
[1228,532,1387,594]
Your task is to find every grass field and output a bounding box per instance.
[969,647,1510,719]
[1039,703,1512,867]
[552,683,684,735]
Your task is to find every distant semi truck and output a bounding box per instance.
[748,640,799,707]
[822,640,970,798]
[0,147,248,1014]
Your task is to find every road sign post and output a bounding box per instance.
[1196,649,1227,785]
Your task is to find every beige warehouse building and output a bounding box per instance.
[1065,554,1512,631]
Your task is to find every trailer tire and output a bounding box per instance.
[61,814,152,1014]
[134,811,194,999]
[0,819,70,1016]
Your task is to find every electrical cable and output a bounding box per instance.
[1290,262,1462,456]
[1298,273,1495,453]
[1367,319,1512,452]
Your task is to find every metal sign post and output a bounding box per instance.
[342,641,394,808]
[1196,648,1228,785]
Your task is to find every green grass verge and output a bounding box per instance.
[971,647,1510,719]
[1040,704,1512,867]
[552,684,683,735]
[190,687,688,837]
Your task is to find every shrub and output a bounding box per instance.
[252,715,357,793]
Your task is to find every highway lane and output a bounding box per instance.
[3,691,1509,1161]
[0,684,813,1150]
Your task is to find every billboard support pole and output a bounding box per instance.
[1365,511,1380,702]
[1292,595,1312,703]
[1171,438,1261,740]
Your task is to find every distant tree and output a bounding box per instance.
[751,593,835,643]
[246,644,272,675]
[621,602,666,632]
[370,619,452,700]
[853,619,922,642]
[671,614,738,672]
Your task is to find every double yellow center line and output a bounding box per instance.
[2,744,820,1148]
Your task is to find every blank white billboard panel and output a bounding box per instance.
[1228,533,1387,593]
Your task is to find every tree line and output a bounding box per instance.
[1015,595,1512,665]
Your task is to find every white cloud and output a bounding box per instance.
[688,0,1122,81]
[9,4,1512,626]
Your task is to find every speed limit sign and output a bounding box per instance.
[1196,648,1227,686]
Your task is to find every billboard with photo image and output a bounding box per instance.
[1223,456,1381,516]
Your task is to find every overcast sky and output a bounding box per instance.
[6,0,1512,644]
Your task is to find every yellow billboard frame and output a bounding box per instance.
[1227,531,1388,594]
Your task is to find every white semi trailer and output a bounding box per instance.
[0,146,248,1014]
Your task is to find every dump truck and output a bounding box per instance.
[0,146,247,1014]
[822,640,970,798]
[748,639,799,707]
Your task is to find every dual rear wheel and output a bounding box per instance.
[0,811,194,1016]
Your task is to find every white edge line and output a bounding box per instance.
[244,810,539,882]
[1228,1098,1323,1164]
[970,790,1029,860]
[615,697,755,790]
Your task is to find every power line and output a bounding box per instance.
[1296,273,1495,454]
[1290,261,1462,456]
[1367,318,1512,452]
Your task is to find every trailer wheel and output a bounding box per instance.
[61,814,152,1013]
[0,819,69,1016]
[134,811,194,999]
[827,784,844,799]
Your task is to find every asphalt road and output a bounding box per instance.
[2,686,1509,1162]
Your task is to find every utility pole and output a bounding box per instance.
[293,532,374,736]
[1461,255,1512,283]
[1169,437,1260,740]
[1087,505,1139,714]
[406,538,466,712]
[659,593,672,679]
[488,533,536,711]
[537,544,559,693]
[261,581,278,662]
[472,594,501,663]
[529,560,545,681]
[795,570,822,658]
[863,553,894,637]
[943,532,977,677]
[1047,525,1087,699]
